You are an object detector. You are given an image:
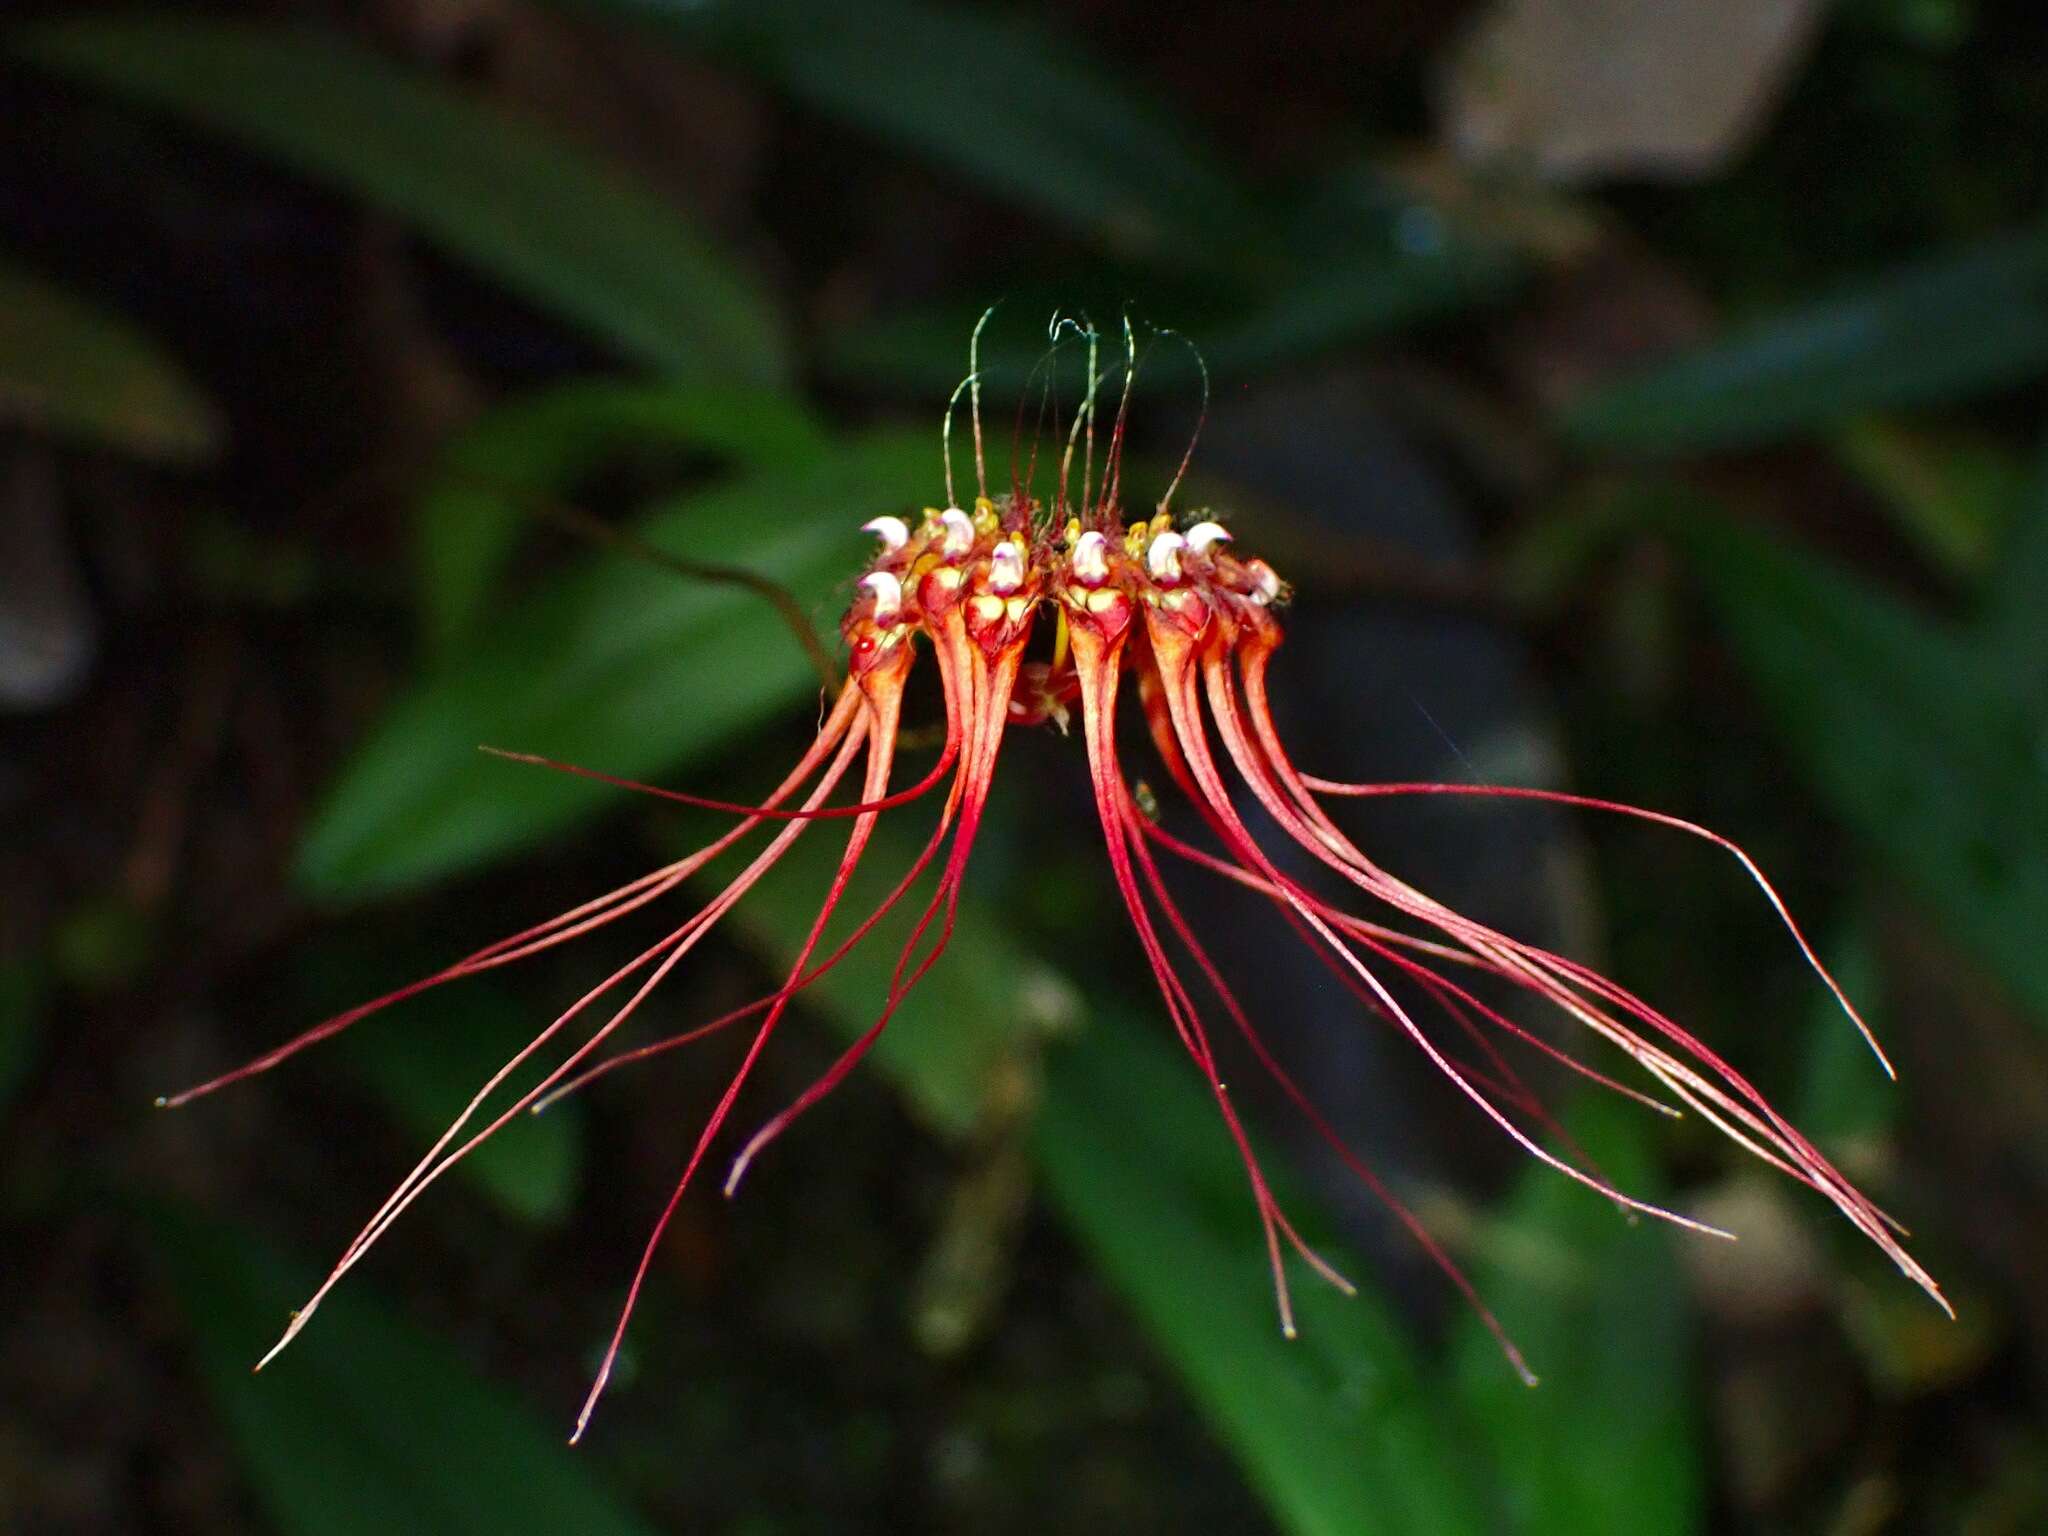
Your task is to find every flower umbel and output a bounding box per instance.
[163,323,1947,1440]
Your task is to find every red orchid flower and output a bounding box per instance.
[163,336,1945,1441]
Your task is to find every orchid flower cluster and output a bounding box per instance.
[166,341,1945,1441]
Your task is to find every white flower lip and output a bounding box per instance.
[1185,520,1230,552]
[860,569,903,622]
[1070,529,1110,587]
[939,506,976,559]
[1245,558,1280,605]
[988,539,1025,595]
[862,515,910,551]
[1146,529,1186,583]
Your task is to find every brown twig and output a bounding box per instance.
[526,498,841,695]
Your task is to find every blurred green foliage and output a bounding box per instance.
[1038,1017,1489,1536]
[0,254,222,460]
[581,0,1264,263]
[417,383,831,653]
[18,17,790,383]
[150,1202,661,1536]
[1680,508,2048,1026]
[1449,1096,1699,1536]
[294,434,921,895]
[1563,224,2048,453]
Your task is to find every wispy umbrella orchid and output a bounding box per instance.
[162,328,1947,1440]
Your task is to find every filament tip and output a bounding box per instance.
[253,1328,296,1373]
[571,1365,612,1445]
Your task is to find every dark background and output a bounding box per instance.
[2,2,2045,1532]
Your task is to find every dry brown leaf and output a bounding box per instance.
[1438,0,1826,183]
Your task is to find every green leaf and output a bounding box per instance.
[568,0,1259,263]
[1448,1095,1700,1536]
[20,18,788,384]
[297,431,940,899]
[0,258,222,461]
[148,1201,658,1536]
[1038,1017,1489,1536]
[333,977,586,1225]
[418,382,828,653]
[1833,417,2028,579]
[1565,224,2048,455]
[708,807,1483,1532]
[1680,516,2048,1025]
